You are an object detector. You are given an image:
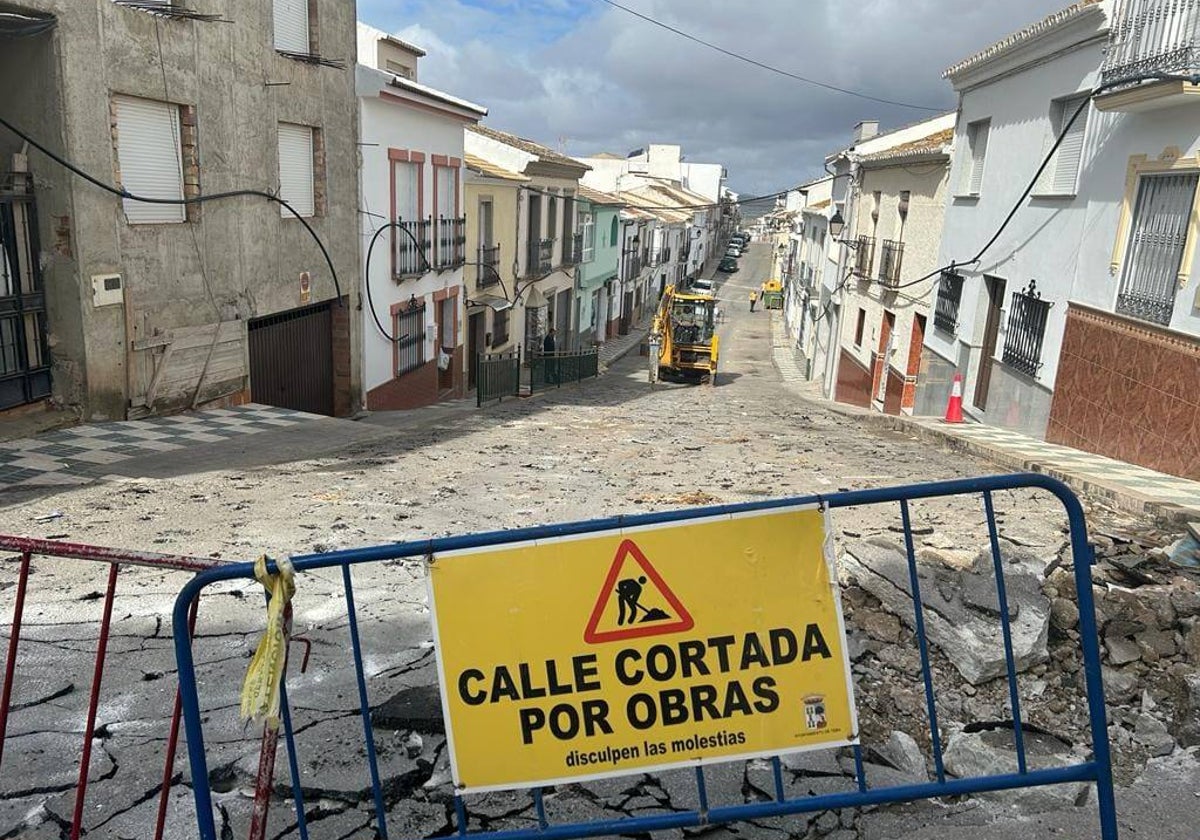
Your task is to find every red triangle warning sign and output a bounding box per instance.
[583,539,694,644]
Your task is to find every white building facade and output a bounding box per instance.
[357,26,487,411]
[918,0,1200,481]
[916,4,1108,434]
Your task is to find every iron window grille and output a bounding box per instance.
[477,244,501,288]
[1002,280,1052,378]
[1116,171,1198,326]
[538,238,554,274]
[434,216,466,269]
[934,271,963,334]
[878,239,904,287]
[853,236,875,277]
[394,218,431,277]
[395,302,426,375]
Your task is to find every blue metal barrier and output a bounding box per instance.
[172,473,1118,840]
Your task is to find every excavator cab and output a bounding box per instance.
[649,285,719,385]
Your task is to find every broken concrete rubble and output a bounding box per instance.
[842,539,1050,685]
[942,723,1090,811]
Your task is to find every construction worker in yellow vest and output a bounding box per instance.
[749,289,758,312]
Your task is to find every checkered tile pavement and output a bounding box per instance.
[0,404,312,490]
[928,421,1200,511]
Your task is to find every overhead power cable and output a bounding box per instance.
[595,0,944,112]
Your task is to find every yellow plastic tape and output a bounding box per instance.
[239,554,296,730]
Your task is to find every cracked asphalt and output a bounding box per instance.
[1,244,1195,839]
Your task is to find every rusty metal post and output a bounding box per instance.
[0,551,32,771]
[70,563,120,840]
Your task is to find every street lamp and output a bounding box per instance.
[828,210,845,240]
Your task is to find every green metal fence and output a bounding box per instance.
[528,349,600,393]
[477,351,521,407]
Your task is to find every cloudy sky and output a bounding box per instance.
[356,0,1074,197]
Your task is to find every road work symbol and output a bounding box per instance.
[584,539,694,643]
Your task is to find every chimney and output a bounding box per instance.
[854,120,880,143]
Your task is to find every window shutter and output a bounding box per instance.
[1051,96,1088,194]
[277,123,315,218]
[113,95,185,225]
[968,121,989,195]
[273,0,310,53]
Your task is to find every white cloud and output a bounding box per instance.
[359,0,1079,194]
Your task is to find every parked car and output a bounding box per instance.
[725,247,742,259]
[718,257,739,273]
[691,277,715,293]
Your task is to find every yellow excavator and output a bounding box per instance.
[648,285,719,385]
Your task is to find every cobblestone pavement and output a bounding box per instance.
[0,244,1195,839]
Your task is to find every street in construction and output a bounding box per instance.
[2,245,1199,839]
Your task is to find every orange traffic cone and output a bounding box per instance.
[943,373,964,424]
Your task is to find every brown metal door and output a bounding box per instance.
[974,276,1006,410]
[620,291,634,334]
[248,301,334,415]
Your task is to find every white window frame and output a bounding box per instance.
[581,212,595,262]
[964,118,990,196]
[277,122,315,218]
[112,94,186,225]
[273,0,310,54]
[1037,94,1090,196]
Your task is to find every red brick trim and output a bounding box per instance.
[431,154,449,167]
[390,153,425,276]
[433,287,459,347]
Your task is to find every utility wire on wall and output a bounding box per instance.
[0,116,344,305]
[857,72,1200,296]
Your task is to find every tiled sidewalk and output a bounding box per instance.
[768,313,1200,519]
[598,312,655,368]
[0,404,312,490]
[914,419,1200,517]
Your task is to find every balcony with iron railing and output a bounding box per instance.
[853,235,875,277]
[877,239,904,288]
[433,216,466,269]
[622,250,642,282]
[477,244,501,288]
[527,238,554,278]
[1098,0,1200,108]
[394,218,431,277]
[564,233,583,267]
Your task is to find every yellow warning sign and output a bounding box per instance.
[428,507,857,792]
